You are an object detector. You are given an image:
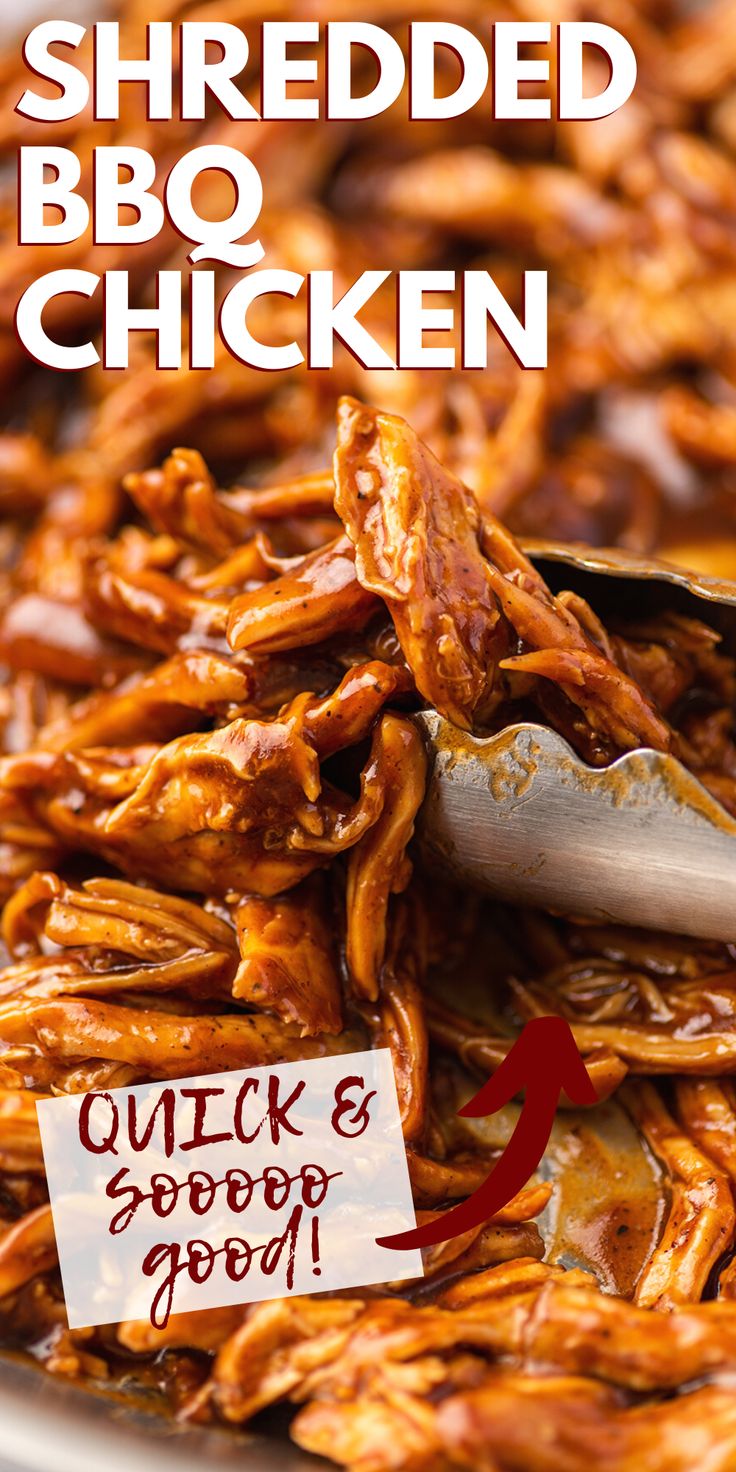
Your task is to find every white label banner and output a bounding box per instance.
[36,1048,421,1329]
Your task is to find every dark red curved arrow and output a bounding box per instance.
[377,1016,599,1252]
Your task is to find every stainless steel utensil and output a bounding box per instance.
[416,541,736,940]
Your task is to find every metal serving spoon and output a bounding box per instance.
[415,540,736,940]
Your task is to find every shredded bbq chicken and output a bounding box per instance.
[3,1,736,1467]
[1,396,736,1470]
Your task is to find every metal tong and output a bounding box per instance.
[416,540,736,940]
